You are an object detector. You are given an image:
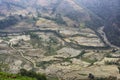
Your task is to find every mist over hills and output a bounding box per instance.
[0,0,119,46]
[76,0,120,46]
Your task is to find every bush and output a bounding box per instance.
[105,61,120,66]
[0,71,36,80]
[19,69,47,80]
[95,76,117,80]
[42,14,66,25]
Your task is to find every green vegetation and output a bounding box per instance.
[0,69,49,80]
[29,32,43,48]
[68,42,109,50]
[87,73,117,80]
[42,14,66,25]
[105,61,120,66]
[74,50,86,59]
[49,37,58,45]
[0,71,36,80]
[53,50,86,64]
[62,57,72,63]
[65,10,84,22]
[79,22,86,29]
[105,53,116,58]
[36,60,54,69]
[45,37,58,56]
[25,17,38,23]
[118,66,120,74]
[28,33,60,56]
[45,46,57,56]
[48,77,59,80]
[0,16,19,29]
[19,69,47,80]
[54,14,66,25]
[79,73,87,76]
[2,37,11,41]
[37,13,41,17]
[95,76,117,80]
[81,57,97,64]
[29,33,40,39]
[0,62,9,72]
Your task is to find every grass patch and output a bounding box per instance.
[81,57,97,63]
[105,61,120,66]
[36,60,57,69]
[73,50,86,59]
[0,71,36,80]
[48,77,59,80]
[78,73,87,76]
[2,37,11,41]
[79,22,86,29]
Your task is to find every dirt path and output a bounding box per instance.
[9,42,37,68]
[98,26,119,49]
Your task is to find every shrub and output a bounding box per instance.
[19,69,47,80]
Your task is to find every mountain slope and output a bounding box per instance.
[0,0,120,47]
[75,0,120,46]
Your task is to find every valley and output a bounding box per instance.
[0,0,120,80]
[0,22,120,79]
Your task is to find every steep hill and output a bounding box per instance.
[0,0,120,79]
[0,0,120,47]
[75,0,120,46]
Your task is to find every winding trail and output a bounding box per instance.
[98,26,119,49]
[9,42,37,68]
[0,28,111,50]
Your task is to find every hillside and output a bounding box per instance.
[0,0,120,80]
[0,0,119,47]
[75,0,120,46]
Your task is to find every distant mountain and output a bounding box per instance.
[0,0,120,47]
[75,0,120,46]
